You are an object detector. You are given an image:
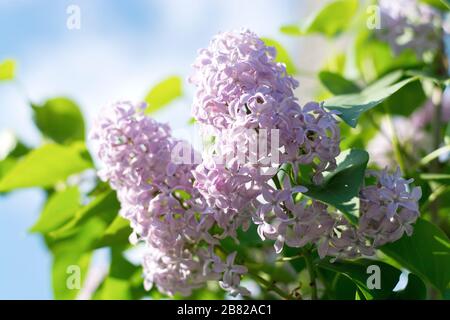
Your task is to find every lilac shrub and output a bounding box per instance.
[90,30,422,297]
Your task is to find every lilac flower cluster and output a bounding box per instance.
[90,101,249,297]
[191,30,340,220]
[359,168,422,246]
[376,0,445,57]
[253,167,421,259]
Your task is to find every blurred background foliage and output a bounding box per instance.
[0,0,449,300]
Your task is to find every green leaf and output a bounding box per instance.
[51,250,91,300]
[0,158,16,181]
[47,219,102,299]
[221,224,262,257]
[381,218,450,294]
[261,38,297,75]
[279,24,302,36]
[144,76,183,114]
[0,134,29,183]
[32,97,85,144]
[30,187,81,234]
[0,59,16,81]
[323,53,347,75]
[391,273,427,300]
[50,189,120,240]
[319,259,404,300]
[318,71,360,95]
[355,31,421,82]
[332,273,359,300]
[46,191,120,299]
[324,71,417,127]
[0,143,91,192]
[420,0,449,11]
[302,0,359,37]
[93,215,132,249]
[379,80,426,116]
[94,248,144,300]
[304,149,369,224]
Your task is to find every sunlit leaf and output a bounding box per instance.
[94,215,132,249]
[302,0,359,37]
[318,71,360,95]
[261,38,297,75]
[30,187,81,234]
[279,24,302,36]
[50,189,120,240]
[32,97,85,144]
[324,71,417,127]
[0,158,16,181]
[51,250,91,300]
[355,31,421,82]
[144,76,183,114]
[0,143,91,192]
[94,248,145,300]
[46,191,120,299]
[0,59,16,81]
[0,133,30,184]
[420,0,449,11]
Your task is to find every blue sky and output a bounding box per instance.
[0,0,304,299]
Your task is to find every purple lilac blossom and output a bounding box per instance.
[377,0,445,57]
[91,29,424,298]
[359,167,422,246]
[190,30,340,220]
[90,101,249,297]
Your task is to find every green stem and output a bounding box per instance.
[421,184,450,212]
[316,268,332,299]
[302,249,318,300]
[418,145,450,168]
[383,107,406,174]
[247,269,297,300]
[429,85,444,224]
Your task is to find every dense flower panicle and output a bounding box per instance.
[252,194,375,259]
[376,0,445,57]
[359,168,422,246]
[251,167,421,258]
[89,101,173,191]
[190,29,298,129]
[90,101,201,245]
[143,244,249,297]
[91,101,249,297]
[191,30,340,220]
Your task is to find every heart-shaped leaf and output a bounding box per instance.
[304,149,369,224]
